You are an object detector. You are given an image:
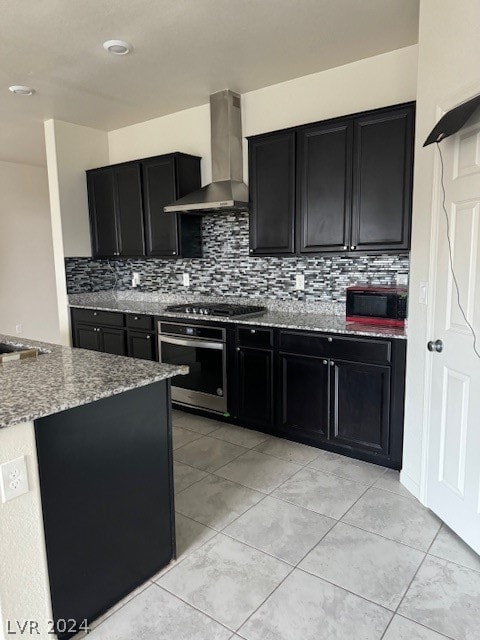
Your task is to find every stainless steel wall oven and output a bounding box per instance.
[158,321,227,414]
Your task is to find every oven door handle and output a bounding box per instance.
[159,335,224,351]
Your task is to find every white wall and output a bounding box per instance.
[109,103,212,183]
[241,45,418,179]
[44,120,109,344]
[0,422,52,640]
[0,160,60,343]
[108,45,418,181]
[45,120,109,258]
[401,0,480,498]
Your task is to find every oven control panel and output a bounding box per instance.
[159,322,225,342]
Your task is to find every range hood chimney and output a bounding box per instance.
[164,90,248,213]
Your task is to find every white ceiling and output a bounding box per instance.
[0,0,419,167]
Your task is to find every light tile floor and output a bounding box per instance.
[86,410,480,640]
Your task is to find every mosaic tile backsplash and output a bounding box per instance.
[65,212,409,303]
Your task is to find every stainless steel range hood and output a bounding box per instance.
[164,90,248,213]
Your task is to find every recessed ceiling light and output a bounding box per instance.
[9,85,35,96]
[103,39,132,55]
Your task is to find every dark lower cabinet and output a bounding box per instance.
[127,330,157,361]
[329,359,390,456]
[73,323,126,356]
[71,308,406,469]
[279,353,329,439]
[101,327,126,356]
[74,324,102,352]
[236,346,274,428]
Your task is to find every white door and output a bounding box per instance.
[426,114,480,554]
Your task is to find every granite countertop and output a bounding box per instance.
[0,334,187,429]
[68,293,407,340]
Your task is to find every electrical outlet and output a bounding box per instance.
[131,272,140,288]
[183,273,190,287]
[15,324,22,334]
[295,274,305,291]
[0,456,29,503]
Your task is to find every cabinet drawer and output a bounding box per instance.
[279,331,391,364]
[126,313,154,331]
[72,308,124,327]
[237,326,273,348]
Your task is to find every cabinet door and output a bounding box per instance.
[127,330,157,361]
[114,163,145,257]
[329,359,390,455]
[297,121,352,253]
[142,157,179,257]
[87,168,118,257]
[249,132,296,255]
[279,353,329,441]
[100,328,126,356]
[237,347,274,428]
[74,324,102,352]
[351,106,414,251]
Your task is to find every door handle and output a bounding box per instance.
[427,339,444,353]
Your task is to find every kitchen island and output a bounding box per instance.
[0,334,186,639]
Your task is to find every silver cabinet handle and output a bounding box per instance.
[342,245,347,250]
[134,316,139,320]
[350,246,356,250]
[146,335,151,340]
[172,251,176,255]
[250,329,256,334]
[159,335,224,351]
[330,361,335,366]
[323,359,328,365]
[236,347,241,352]
[327,337,333,342]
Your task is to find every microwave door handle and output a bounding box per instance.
[159,335,224,351]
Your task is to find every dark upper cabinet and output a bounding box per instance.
[329,359,391,456]
[297,121,352,253]
[115,163,145,257]
[351,107,414,251]
[248,102,414,256]
[87,153,201,259]
[142,155,202,258]
[279,353,329,439]
[87,168,118,257]
[249,131,296,255]
[236,346,274,428]
[127,330,157,361]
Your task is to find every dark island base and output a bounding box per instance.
[35,381,175,639]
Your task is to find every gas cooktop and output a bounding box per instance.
[164,302,267,318]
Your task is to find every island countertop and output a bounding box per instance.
[0,334,187,429]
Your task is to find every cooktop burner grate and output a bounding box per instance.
[165,302,267,318]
